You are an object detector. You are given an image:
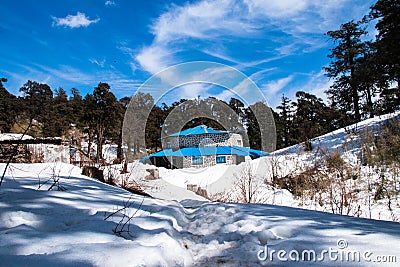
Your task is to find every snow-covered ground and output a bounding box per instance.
[159,113,400,220]
[0,133,34,141]
[99,113,400,223]
[1,162,399,266]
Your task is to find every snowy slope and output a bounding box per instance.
[0,163,399,266]
[275,111,400,157]
[123,112,400,222]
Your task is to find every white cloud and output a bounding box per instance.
[300,71,332,104]
[37,64,95,84]
[105,1,116,6]
[266,71,332,109]
[89,58,106,68]
[135,45,174,74]
[262,76,294,95]
[244,0,308,18]
[52,12,100,28]
[136,0,367,74]
[135,0,254,75]
[180,83,209,99]
[152,0,253,44]
[131,0,374,106]
[202,48,242,65]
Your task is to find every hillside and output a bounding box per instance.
[119,112,400,222]
[0,163,399,266]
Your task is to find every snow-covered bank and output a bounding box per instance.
[0,163,399,266]
[123,112,400,222]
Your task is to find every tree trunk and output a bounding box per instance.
[350,62,361,122]
[87,129,93,162]
[96,125,104,163]
[116,127,123,163]
[365,87,374,118]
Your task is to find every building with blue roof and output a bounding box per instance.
[142,125,268,169]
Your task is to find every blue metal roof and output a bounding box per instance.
[141,146,268,162]
[167,125,228,137]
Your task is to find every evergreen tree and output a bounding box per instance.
[116,96,131,161]
[80,83,119,162]
[81,93,97,160]
[0,78,17,133]
[276,94,294,148]
[325,20,368,122]
[291,91,340,146]
[19,80,53,137]
[92,82,119,162]
[145,105,165,151]
[42,87,70,137]
[69,88,84,126]
[370,0,400,89]
[370,0,400,111]
[228,97,245,125]
[124,92,154,159]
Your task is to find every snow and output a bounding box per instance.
[275,111,400,156]
[1,162,399,266]
[0,133,33,141]
[120,112,399,222]
[102,163,208,202]
[1,113,400,265]
[28,144,70,163]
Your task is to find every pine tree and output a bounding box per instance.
[123,92,154,159]
[92,82,119,162]
[276,94,294,148]
[69,88,84,126]
[228,97,245,125]
[19,80,53,137]
[325,20,368,122]
[42,88,70,137]
[291,91,341,147]
[80,83,119,162]
[81,93,97,160]
[116,96,131,162]
[370,0,400,111]
[0,78,17,133]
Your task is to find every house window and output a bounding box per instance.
[216,156,226,164]
[166,142,171,149]
[192,156,203,165]
[237,140,242,146]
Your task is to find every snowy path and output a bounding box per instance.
[177,202,400,266]
[1,163,399,266]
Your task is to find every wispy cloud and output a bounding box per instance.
[266,71,332,109]
[130,0,374,106]
[151,0,254,44]
[244,0,308,19]
[37,64,95,84]
[135,0,255,74]
[135,0,371,75]
[105,1,116,6]
[299,70,332,103]
[262,75,294,95]
[89,58,106,68]
[135,45,175,74]
[52,12,100,28]
[1,60,141,98]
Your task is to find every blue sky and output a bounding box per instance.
[0,0,376,109]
